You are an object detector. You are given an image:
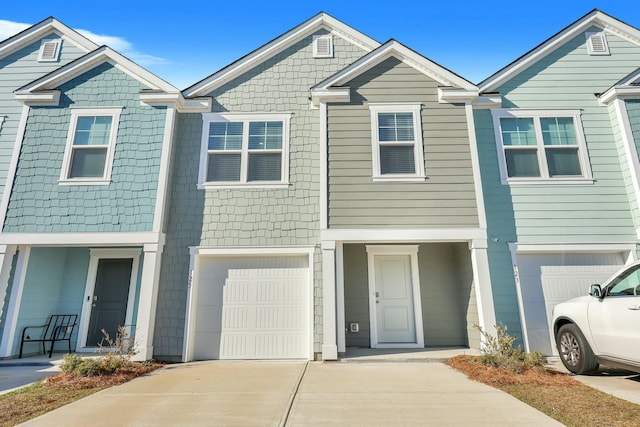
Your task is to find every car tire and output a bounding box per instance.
[556,324,599,374]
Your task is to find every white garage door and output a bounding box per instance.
[518,253,626,356]
[193,256,310,360]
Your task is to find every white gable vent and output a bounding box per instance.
[38,39,62,62]
[313,34,333,58]
[585,32,610,56]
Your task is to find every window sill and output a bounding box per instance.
[197,182,291,190]
[372,175,427,183]
[501,178,595,186]
[58,179,110,186]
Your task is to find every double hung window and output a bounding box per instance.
[60,108,121,185]
[199,113,290,187]
[369,104,425,182]
[492,110,590,182]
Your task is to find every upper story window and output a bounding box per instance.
[369,104,425,182]
[38,39,61,62]
[59,108,121,185]
[199,113,291,189]
[492,109,591,184]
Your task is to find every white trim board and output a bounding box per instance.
[321,228,486,242]
[311,40,477,106]
[366,245,424,349]
[76,248,141,352]
[0,232,161,246]
[0,18,97,60]
[480,10,640,92]
[182,246,316,362]
[184,12,380,97]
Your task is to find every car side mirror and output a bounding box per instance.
[589,284,603,298]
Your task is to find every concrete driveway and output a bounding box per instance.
[19,361,563,427]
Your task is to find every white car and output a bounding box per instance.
[552,261,640,375]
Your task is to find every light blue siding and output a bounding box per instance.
[12,247,88,356]
[0,36,87,200]
[475,29,640,341]
[3,63,167,233]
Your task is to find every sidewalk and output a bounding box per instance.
[0,355,63,395]
[18,361,562,426]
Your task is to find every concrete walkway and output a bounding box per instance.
[19,361,563,427]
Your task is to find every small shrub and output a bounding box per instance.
[474,324,546,373]
[60,354,83,373]
[75,359,105,377]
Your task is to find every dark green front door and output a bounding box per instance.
[86,258,133,346]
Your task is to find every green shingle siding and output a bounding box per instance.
[153,31,367,359]
[3,63,166,233]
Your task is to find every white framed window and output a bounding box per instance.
[38,39,61,62]
[491,109,592,184]
[199,113,291,189]
[313,34,333,58]
[59,108,122,185]
[585,32,610,55]
[369,103,425,182]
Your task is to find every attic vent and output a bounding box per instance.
[38,39,61,62]
[585,32,610,55]
[313,35,333,58]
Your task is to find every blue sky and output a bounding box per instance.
[1,1,638,89]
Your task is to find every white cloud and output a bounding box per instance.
[0,19,167,67]
[0,19,30,41]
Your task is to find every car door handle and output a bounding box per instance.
[629,305,640,310]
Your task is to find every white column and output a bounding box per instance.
[132,240,164,361]
[321,240,337,360]
[336,242,346,353]
[469,239,497,340]
[0,245,17,323]
[0,246,29,357]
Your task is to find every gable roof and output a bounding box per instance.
[15,46,210,112]
[0,16,98,60]
[183,12,380,98]
[599,67,640,104]
[310,39,477,104]
[479,9,640,92]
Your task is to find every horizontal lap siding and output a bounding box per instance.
[328,57,479,229]
[481,28,640,245]
[627,100,640,228]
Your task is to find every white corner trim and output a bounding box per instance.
[335,242,345,353]
[0,105,30,230]
[320,102,328,230]
[612,99,640,240]
[153,107,177,233]
[182,251,199,362]
[508,242,531,353]
[465,104,488,230]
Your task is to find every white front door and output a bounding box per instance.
[367,246,423,348]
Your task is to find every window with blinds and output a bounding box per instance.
[369,104,426,182]
[200,113,290,187]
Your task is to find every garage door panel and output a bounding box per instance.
[518,253,625,356]
[194,256,310,360]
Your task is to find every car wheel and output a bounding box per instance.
[556,324,599,374]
